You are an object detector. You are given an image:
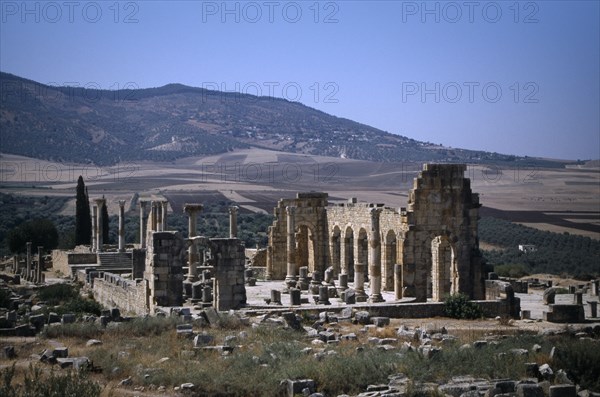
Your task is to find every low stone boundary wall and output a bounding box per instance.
[93,272,148,316]
[243,299,517,319]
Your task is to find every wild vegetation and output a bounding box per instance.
[2,314,599,396]
[479,217,600,278]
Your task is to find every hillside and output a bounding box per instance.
[0,72,566,167]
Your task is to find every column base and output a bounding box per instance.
[284,277,297,290]
[369,294,385,303]
[355,289,368,302]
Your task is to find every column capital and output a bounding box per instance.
[183,203,203,215]
[286,206,296,216]
[118,200,126,208]
[229,205,239,214]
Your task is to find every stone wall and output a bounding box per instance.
[401,163,483,302]
[132,248,145,279]
[51,250,97,275]
[144,232,185,313]
[93,272,149,315]
[212,238,247,311]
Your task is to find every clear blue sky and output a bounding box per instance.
[1,1,598,160]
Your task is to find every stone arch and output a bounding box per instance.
[330,225,341,275]
[431,235,457,302]
[342,226,354,279]
[383,229,397,291]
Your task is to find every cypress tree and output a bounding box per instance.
[74,176,92,245]
[101,195,109,243]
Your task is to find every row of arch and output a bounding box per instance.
[291,221,460,301]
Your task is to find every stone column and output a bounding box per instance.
[151,201,158,231]
[161,201,169,231]
[94,198,105,252]
[229,206,239,238]
[139,201,147,248]
[118,200,126,252]
[184,204,203,281]
[37,246,44,284]
[369,208,384,303]
[155,201,162,231]
[285,206,297,289]
[26,242,32,280]
[91,205,97,252]
[394,264,403,300]
[354,262,366,300]
[354,231,366,301]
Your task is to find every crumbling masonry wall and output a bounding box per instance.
[211,238,247,311]
[143,231,185,313]
[401,164,483,301]
[93,272,149,316]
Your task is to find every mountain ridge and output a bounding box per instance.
[0,72,567,167]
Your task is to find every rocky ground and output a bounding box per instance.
[1,270,600,396]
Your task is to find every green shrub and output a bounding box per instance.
[444,293,483,319]
[0,288,10,309]
[552,339,600,392]
[60,297,103,316]
[41,322,103,339]
[0,364,101,397]
[38,283,78,305]
[106,315,180,337]
[494,263,529,278]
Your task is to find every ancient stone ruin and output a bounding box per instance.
[266,163,484,303]
[16,163,593,320]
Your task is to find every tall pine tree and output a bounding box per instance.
[101,195,109,243]
[74,176,92,245]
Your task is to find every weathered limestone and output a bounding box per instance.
[118,200,126,252]
[229,206,238,238]
[155,201,163,231]
[151,201,158,232]
[211,238,246,311]
[139,201,147,248]
[183,204,203,282]
[37,246,44,283]
[266,165,483,303]
[297,266,309,290]
[354,262,367,301]
[284,206,297,289]
[318,286,330,305]
[369,208,384,303]
[143,231,185,312]
[161,201,169,231]
[587,301,598,318]
[94,198,106,253]
[26,242,32,279]
[591,280,599,296]
[394,264,403,300]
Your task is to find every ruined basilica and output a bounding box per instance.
[266,163,484,303]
